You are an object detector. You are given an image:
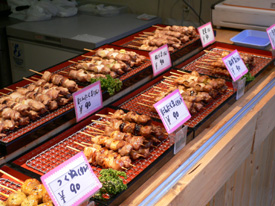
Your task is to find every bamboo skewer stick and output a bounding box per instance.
[74,141,87,147]
[163,79,174,83]
[81,142,93,146]
[0,170,24,185]
[87,126,104,133]
[142,99,155,103]
[67,146,80,152]
[68,60,77,64]
[80,131,94,138]
[0,184,17,192]
[83,48,94,52]
[0,191,9,198]
[95,114,109,118]
[31,76,39,80]
[86,131,103,135]
[0,92,8,96]
[161,81,174,87]
[137,102,152,108]
[4,88,13,92]
[141,94,154,98]
[29,69,43,76]
[176,70,189,74]
[23,77,36,83]
[170,72,182,76]
[91,120,109,125]
[148,93,158,96]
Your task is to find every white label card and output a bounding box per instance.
[233,77,246,100]
[149,44,172,76]
[169,125,187,154]
[41,152,102,206]
[222,50,248,82]
[197,22,215,47]
[73,81,103,122]
[267,24,275,50]
[154,89,191,134]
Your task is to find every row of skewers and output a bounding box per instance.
[67,109,167,171]
[67,48,147,83]
[0,70,79,138]
[128,25,198,52]
[0,170,52,206]
[194,50,255,78]
[138,70,228,115]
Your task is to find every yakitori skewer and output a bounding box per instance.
[0,184,17,192]
[0,170,24,185]
[0,191,9,198]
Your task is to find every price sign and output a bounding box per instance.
[73,81,102,122]
[154,89,191,134]
[149,44,172,76]
[222,50,248,82]
[197,22,215,47]
[41,152,102,206]
[267,24,275,50]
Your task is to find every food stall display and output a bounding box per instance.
[0,23,274,206]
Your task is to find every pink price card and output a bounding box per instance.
[73,81,102,122]
[149,44,172,77]
[266,24,275,50]
[197,22,215,47]
[222,49,248,82]
[154,89,191,134]
[41,152,102,206]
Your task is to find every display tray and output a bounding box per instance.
[111,24,202,63]
[0,45,154,156]
[10,107,174,206]
[111,69,235,135]
[174,42,273,81]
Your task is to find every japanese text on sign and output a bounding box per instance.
[267,24,275,50]
[41,152,102,206]
[149,44,172,76]
[154,89,191,134]
[73,81,102,122]
[222,50,248,82]
[198,22,215,47]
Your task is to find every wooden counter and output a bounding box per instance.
[120,29,275,206]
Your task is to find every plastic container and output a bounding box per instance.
[78,3,127,17]
[230,30,270,49]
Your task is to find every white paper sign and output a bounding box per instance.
[73,81,102,122]
[267,24,275,50]
[41,152,102,206]
[197,22,215,47]
[149,44,172,76]
[154,89,191,134]
[222,50,248,82]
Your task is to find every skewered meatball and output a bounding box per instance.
[6,191,26,206]
[21,179,40,196]
[37,203,53,206]
[31,184,47,203]
[42,192,52,204]
[21,194,38,206]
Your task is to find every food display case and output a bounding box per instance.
[0,26,274,206]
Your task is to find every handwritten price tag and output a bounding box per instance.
[222,50,248,82]
[154,89,191,134]
[198,22,215,47]
[149,44,172,76]
[267,24,275,50]
[73,81,102,122]
[41,152,102,206]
